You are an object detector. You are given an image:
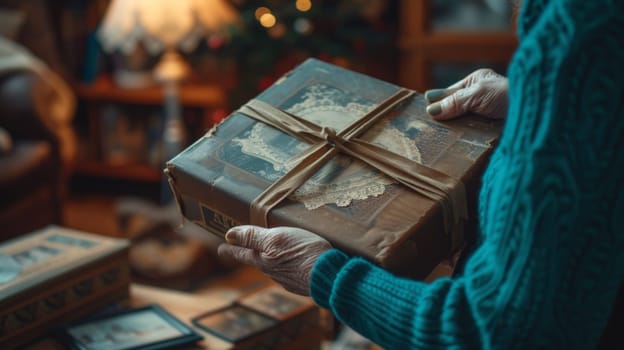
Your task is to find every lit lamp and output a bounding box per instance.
[97,0,240,202]
[98,0,240,86]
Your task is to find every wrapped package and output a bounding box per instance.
[166,58,501,278]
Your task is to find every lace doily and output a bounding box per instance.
[234,84,422,209]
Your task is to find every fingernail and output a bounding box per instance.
[224,230,238,244]
[426,103,442,116]
[425,89,447,102]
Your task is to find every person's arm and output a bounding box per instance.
[219,1,624,348]
[309,1,624,349]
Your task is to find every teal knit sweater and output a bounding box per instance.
[310,0,624,349]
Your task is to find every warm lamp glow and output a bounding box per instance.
[98,0,240,85]
[95,0,241,188]
[98,0,240,56]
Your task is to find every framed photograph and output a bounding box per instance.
[192,304,279,343]
[63,304,202,350]
[238,286,312,320]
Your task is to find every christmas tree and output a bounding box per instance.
[195,0,398,106]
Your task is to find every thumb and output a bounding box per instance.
[426,85,478,121]
[224,225,269,251]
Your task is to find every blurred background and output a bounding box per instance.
[0,0,516,290]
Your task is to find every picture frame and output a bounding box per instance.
[237,285,312,321]
[62,304,202,350]
[192,304,279,343]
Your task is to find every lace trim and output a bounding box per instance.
[234,83,422,209]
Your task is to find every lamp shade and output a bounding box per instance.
[98,0,240,55]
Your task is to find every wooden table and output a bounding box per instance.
[24,271,324,349]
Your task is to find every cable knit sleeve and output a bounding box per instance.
[310,1,624,349]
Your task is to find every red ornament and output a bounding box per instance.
[316,53,331,62]
[210,108,229,124]
[258,76,275,91]
[353,39,367,53]
[207,34,225,49]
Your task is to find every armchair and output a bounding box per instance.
[0,69,65,241]
[0,21,77,240]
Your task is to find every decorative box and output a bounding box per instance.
[193,285,321,350]
[0,225,131,348]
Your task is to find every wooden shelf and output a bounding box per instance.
[398,32,518,54]
[71,161,163,183]
[71,74,230,193]
[75,75,228,108]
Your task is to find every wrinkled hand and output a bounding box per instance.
[217,225,332,296]
[425,68,508,120]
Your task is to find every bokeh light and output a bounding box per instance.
[254,7,271,20]
[295,0,312,12]
[259,13,277,28]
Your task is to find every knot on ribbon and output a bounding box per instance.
[321,127,343,148]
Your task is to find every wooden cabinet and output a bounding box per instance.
[72,76,228,184]
[397,0,518,91]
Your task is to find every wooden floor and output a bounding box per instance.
[60,193,380,349]
[62,193,254,288]
[63,194,122,236]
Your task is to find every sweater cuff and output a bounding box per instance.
[310,249,350,309]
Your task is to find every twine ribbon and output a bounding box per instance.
[237,88,467,240]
